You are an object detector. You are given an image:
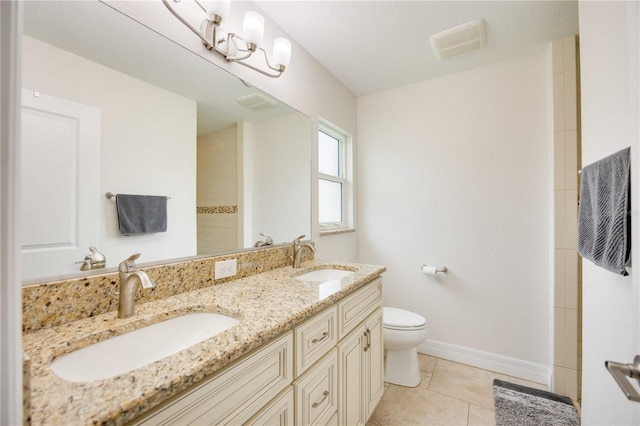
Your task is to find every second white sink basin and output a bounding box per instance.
[50,312,240,382]
[295,268,355,282]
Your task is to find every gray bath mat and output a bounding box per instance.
[493,379,580,426]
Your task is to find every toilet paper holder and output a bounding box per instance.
[421,265,448,275]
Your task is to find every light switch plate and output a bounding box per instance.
[215,259,237,279]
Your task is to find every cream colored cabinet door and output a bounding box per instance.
[338,278,382,339]
[295,348,338,426]
[130,333,293,426]
[245,387,294,426]
[338,307,384,426]
[364,307,384,420]
[338,322,366,426]
[295,306,338,377]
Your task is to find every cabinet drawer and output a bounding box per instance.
[294,348,338,426]
[131,332,293,426]
[295,306,337,377]
[245,387,294,426]
[338,278,382,339]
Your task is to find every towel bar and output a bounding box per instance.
[105,192,171,200]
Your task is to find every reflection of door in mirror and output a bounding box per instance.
[21,90,101,280]
[21,36,198,281]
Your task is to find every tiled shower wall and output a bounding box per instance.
[197,125,239,254]
[552,35,582,401]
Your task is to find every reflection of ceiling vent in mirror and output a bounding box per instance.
[430,19,486,60]
[236,93,278,110]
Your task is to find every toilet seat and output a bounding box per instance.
[383,307,427,331]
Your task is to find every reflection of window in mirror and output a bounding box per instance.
[318,119,352,232]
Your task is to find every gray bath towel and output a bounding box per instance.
[577,147,631,276]
[116,194,168,235]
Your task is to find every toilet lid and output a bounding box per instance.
[383,307,426,329]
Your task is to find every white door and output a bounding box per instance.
[579,2,640,425]
[20,89,101,280]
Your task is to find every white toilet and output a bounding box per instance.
[383,306,428,387]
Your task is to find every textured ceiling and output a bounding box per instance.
[256,1,579,96]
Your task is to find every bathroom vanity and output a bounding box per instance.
[22,259,385,425]
[132,277,383,425]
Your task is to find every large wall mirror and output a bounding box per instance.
[21,1,311,283]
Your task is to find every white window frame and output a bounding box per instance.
[318,120,350,231]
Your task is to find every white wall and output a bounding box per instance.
[22,36,197,270]
[107,0,358,261]
[243,113,311,247]
[358,52,552,379]
[579,2,640,424]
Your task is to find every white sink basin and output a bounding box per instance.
[51,312,240,382]
[295,268,355,282]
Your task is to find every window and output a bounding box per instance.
[318,121,351,231]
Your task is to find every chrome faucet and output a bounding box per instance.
[292,234,316,268]
[117,253,156,319]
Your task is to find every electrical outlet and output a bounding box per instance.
[215,259,237,279]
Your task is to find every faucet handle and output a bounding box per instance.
[88,246,106,263]
[119,253,141,273]
[76,246,107,271]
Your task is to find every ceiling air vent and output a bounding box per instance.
[430,19,486,60]
[236,92,277,111]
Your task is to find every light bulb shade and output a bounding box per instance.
[242,11,264,48]
[204,0,230,22]
[273,38,292,69]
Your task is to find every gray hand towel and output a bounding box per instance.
[577,147,631,276]
[116,194,168,235]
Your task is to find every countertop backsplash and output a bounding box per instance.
[22,244,312,333]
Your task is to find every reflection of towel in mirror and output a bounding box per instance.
[577,147,631,276]
[116,194,167,235]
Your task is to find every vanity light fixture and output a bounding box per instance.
[162,0,292,78]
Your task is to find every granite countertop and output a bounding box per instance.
[22,260,385,425]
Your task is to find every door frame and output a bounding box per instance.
[0,1,24,424]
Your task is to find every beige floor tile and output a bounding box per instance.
[419,353,438,374]
[468,404,495,426]
[367,384,469,426]
[418,354,438,389]
[428,359,503,409]
[370,357,550,426]
[382,382,391,398]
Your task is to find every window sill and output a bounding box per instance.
[319,228,356,237]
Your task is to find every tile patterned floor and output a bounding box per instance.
[367,354,548,426]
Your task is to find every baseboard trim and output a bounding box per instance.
[419,339,552,387]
